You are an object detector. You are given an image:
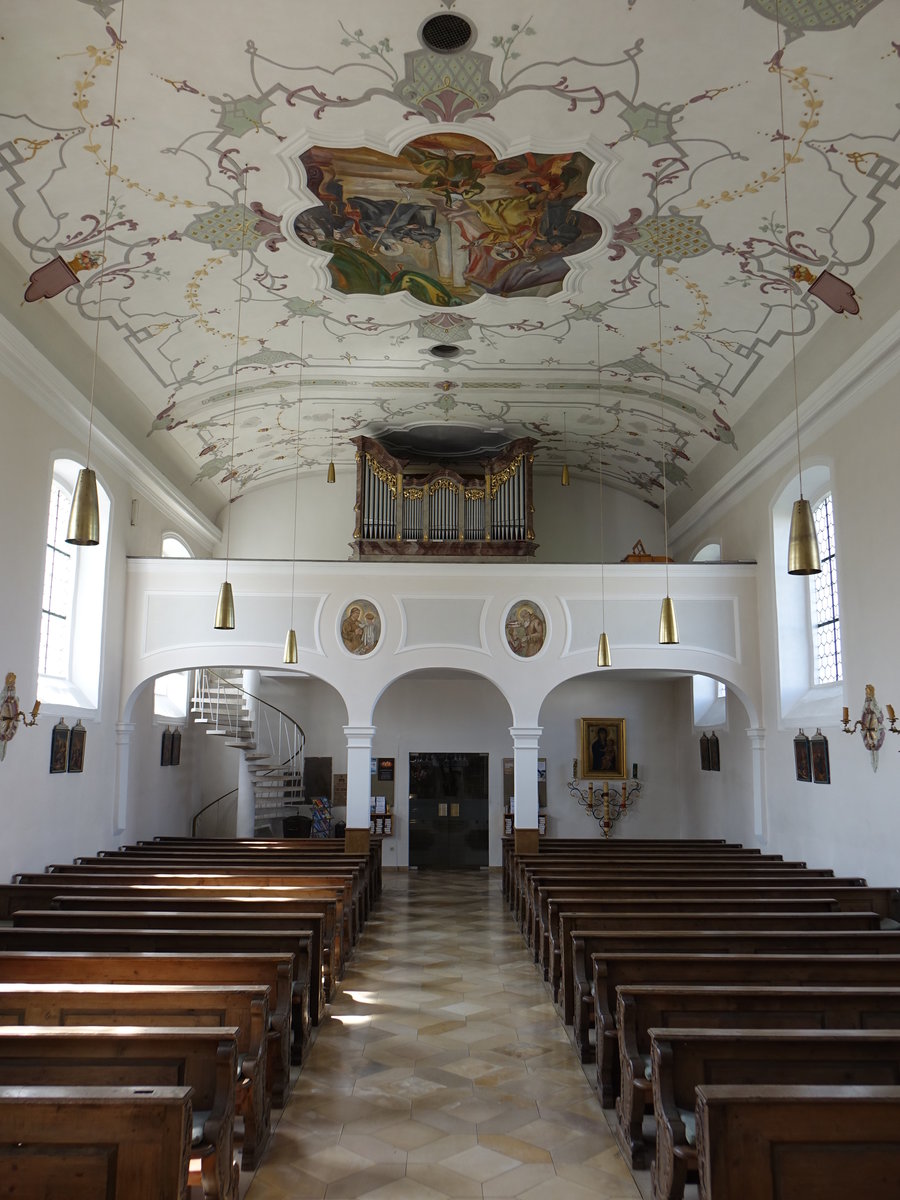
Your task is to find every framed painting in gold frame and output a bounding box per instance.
[579,717,626,780]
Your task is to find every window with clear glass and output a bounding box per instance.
[811,492,842,685]
[37,460,110,711]
[161,534,192,558]
[39,478,75,679]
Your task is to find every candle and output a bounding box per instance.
[842,707,849,724]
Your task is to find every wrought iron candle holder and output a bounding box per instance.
[567,776,642,839]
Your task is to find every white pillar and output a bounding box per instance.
[236,669,261,838]
[114,722,135,835]
[510,725,542,830]
[747,726,767,847]
[344,725,376,831]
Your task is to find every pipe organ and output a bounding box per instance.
[352,436,537,558]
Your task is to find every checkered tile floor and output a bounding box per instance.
[243,869,639,1200]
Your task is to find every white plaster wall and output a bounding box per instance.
[0,379,202,879]
[670,370,900,884]
[220,468,663,565]
[240,670,711,868]
[531,472,664,564]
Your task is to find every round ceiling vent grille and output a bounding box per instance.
[429,343,462,359]
[421,14,473,54]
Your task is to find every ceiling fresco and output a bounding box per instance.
[0,0,897,511]
[293,138,604,305]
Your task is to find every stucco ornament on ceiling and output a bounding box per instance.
[0,0,895,512]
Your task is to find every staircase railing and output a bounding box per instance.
[189,669,307,835]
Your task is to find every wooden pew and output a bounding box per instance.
[0,1025,238,1199]
[71,854,368,931]
[569,925,896,1056]
[0,950,294,1107]
[694,1084,900,1200]
[518,866,857,938]
[512,853,828,928]
[591,953,900,1108]
[556,909,880,1025]
[13,906,327,1027]
[540,885,900,993]
[0,921,310,1038]
[18,869,358,951]
[50,889,340,1001]
[0,1084,192,1199]
[651,1029,900,1200]
[0,982,268,1172]
[616,982,900,1168]
[501,838,732,903]
[140,836,382,908]
[541,892,845,994]
[0,881,344,991]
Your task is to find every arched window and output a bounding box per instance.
[153,534,194,720]
[810,492,842,686]
[772,465,842,726]
[161,533,192,558]
[690,544,726,726]
[38,459,111,710]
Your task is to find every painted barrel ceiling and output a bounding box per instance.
[1,0,897,511]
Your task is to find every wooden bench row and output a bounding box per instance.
[505,838,900,1200]
[0,835,378,1193]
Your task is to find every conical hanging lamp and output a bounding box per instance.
[284,322,304,664]
[326,409,336,483]
[561,411,570,486]
[214,171,252,630]
[595,328,611,667]
[773,0,821,575]
[66,0,127,546]
[654,232,678,645]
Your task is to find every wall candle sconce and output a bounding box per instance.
[568,773,642,839]
[0,673,40,762]
[841,684,887,772]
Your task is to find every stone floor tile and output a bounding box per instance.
[243,871,644,1200]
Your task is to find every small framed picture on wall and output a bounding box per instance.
[793,730,812,783]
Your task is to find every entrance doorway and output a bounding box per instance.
[408,752,489,869]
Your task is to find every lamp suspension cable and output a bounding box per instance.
[596,325,611,667]
[66,0,127,547]
[775,0,821,576]
[561,410,570,486]
[284,322,304,664]
[214,168,251,630]
[655,213,678,645]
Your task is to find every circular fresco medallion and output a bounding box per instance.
[340,600,381,656]
[505,600,546,658]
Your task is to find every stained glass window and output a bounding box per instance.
[811,493,842,685]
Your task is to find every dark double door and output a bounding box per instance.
[408,752,489,869]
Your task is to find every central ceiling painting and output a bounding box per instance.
[293,136,603,305]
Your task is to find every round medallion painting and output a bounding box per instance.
[340,600,381,656]
[505,600,546,658]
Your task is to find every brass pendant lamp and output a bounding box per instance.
[654,232,678,645]
[561,411,570,486]
[326,409,336,483]
[774,0,821,575]
[596,328,611,667]
[214,171,252,630]
[283,323,304,664]
[66,0,127,546]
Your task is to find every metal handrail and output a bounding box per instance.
[189,669,307,834]
[190,787,237,837]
